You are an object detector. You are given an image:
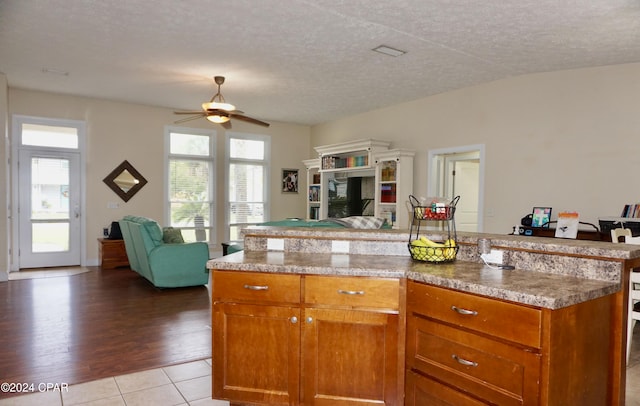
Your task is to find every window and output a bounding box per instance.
[20,122,80,149]
[166,128,216,244]
[227,133,270,242]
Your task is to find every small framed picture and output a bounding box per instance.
[531,207,552,228]
[282,169,299,193]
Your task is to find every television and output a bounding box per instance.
[327,174,374,218]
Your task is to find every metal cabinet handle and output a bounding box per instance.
[306,316,313,324]
[451,305,478,316]
[243,284,269,291]
[290,316,298,324]
[337,289,365,296]
[452,354,478,367]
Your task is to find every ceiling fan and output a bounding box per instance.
[174,76,270,127]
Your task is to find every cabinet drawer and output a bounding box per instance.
[304,276,399,310]
[405,371,487,406]
[213,271,301,304]
[407,317,540,406]
[408,281,541,348]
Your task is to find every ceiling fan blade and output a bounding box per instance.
[174,110,207,115]
[229,113,270,127]
[174,114,206,124]
[202,107,243,115]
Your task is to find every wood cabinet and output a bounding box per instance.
[97,238,129,269]
[314,139,389,221]
[212,271,402,406]
[406,281,614,406]
[212,272,300,405]
[305,139,414,228]
[302,276,401,405]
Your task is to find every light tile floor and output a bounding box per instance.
[3,357,640,405]
[0,359,229,406]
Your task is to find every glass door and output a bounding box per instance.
[18,150,81,268]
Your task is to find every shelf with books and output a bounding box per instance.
[308,185,321,202]
[379,207,396,227]
[621,204,640,218]
[309,206,320,220]
[379,183,397,203]
[316,139,390,172]
[303,159,322,221]
[374,149,414,229]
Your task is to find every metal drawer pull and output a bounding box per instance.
[243,284,269,291]
[306,316,313,324]
[337,289,365,295]
[451,305,478,316]
[452,354,478,367]
[290,316,298,324]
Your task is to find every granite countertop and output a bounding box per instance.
[241,226,640,260]
[207,251,619,310]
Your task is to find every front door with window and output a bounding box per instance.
[18,150,81,268]
[12,116,85,270]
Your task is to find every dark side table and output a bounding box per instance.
[98,238,130,269]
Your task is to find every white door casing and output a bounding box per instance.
[428,145,485,233]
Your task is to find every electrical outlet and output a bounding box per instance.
[267,238,284,251]
[482,249,503,265]
[332,240,350,254]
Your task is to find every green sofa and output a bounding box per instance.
[119,215,209,288]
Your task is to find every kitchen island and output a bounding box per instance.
[207,227,640,405]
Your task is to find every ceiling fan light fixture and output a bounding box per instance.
[202,101,236,112]
[206,114,230,124]
[174,76,268,127]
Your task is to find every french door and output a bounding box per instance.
[18,149,81,268]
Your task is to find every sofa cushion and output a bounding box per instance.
[163,227,184,244]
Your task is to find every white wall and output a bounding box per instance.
[311,62,640,234]
[3,61,639,271]
[5,88,310,265]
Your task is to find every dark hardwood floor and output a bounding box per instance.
[0,267,211,399]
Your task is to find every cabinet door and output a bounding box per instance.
[213,303,300,405]
[302,307,398,405]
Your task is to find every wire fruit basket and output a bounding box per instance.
[408,195,460,263]
[409,240,458,262]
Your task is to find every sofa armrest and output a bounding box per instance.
[148,242,209,274]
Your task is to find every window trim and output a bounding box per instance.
[164,126,217,245]
[225,132,271,242]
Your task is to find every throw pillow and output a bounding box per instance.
[330,216,386,229]
[163,227,184,244]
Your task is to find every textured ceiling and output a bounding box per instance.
[1,0,639,126]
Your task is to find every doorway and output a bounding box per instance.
[11,116,85,270]
[428,145,485,232]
